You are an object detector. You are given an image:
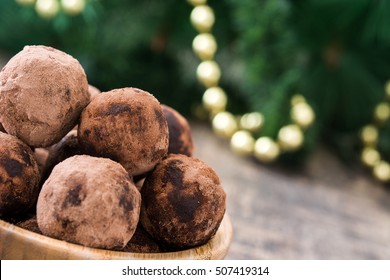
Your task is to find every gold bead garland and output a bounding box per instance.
[187,0,315,163]
[15,0,86,18]
[360,81,390,182]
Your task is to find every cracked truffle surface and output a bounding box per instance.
[162,105,194,156]
[0,45,89,147]
[78,87,169,176]
[140,154,226,249]
[0,132,40,216]
[37,155,141,250]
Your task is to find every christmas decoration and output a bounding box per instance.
[3,0,390,183]
[212,111,237,138]
[35,0,60,19]
[61,0,86,16]
[360,81,390,182]
[202,87,227,114]
[188,0,315,163]
[15,0,86,19]
[190,5,215,32]
[230,130,254,156]
[254,137,280,163]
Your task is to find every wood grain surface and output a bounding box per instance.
[191,122,390,260]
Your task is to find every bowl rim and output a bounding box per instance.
[0,213,232,260]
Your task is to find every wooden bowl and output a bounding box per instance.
[0,213,232,260]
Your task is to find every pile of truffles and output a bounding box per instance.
[0,45,226,252]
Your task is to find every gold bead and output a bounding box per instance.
[35,0,60,18]
[254,137,280,163]
[361,147,381,167]
[290,102,315,128]
[240,112,264,133]
[16,0,35,5]
[196,60,221,88]
[190,5,215,33]
[192,33,217,61]
[290,94,306,106]
[212,111,237,138]
[374,102,390,124]
[373,161,390,182]
[360,125,378,146]
[61,0,85,15]
[277,124,304,151]
[230,130,255,156]
[187,0,207,7]
[202,87,227,113]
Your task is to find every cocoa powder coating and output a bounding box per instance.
[123,223,164,253]
[0,45,90,147]
[88,84,101,100]
[78,87,169,176]
[16,215,41,234]
[0,132,40,216]
[43,130,83,181]
[36,155,141,250]
[140,154,226,249]
[162,105,194,156]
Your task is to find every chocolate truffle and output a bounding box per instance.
[162,105,194,156]
[37,155,141,250]
[78,87,169,176]
[134,177,145,192]
[43,130,83,181]
[140,154,226,249]
[16,215,41,234]
[88,84,101,100]
[0,45,90,147]
[0,132,40,216]
[123,223,163,253]
[34,148,49,176]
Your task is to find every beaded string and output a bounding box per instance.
[187,0,315,162]
[15,0,85,18]
[16,0,390,182]
[360,82,390,182]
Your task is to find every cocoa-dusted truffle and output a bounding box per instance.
[0,132,40,216]
[88,84,101,100]
[43,130,83,181]
[141,154,226,249]
[123,223,164,253]
[16,215,41,234]
[37,155,141,250]
[134,177,145,192]
[162,105,194,156]
[34,148,49,176]
[78,87,169,176]
[0,45,90,147]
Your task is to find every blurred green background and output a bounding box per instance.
[1,0,390,164]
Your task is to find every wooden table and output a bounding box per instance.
[191,122,390,259]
